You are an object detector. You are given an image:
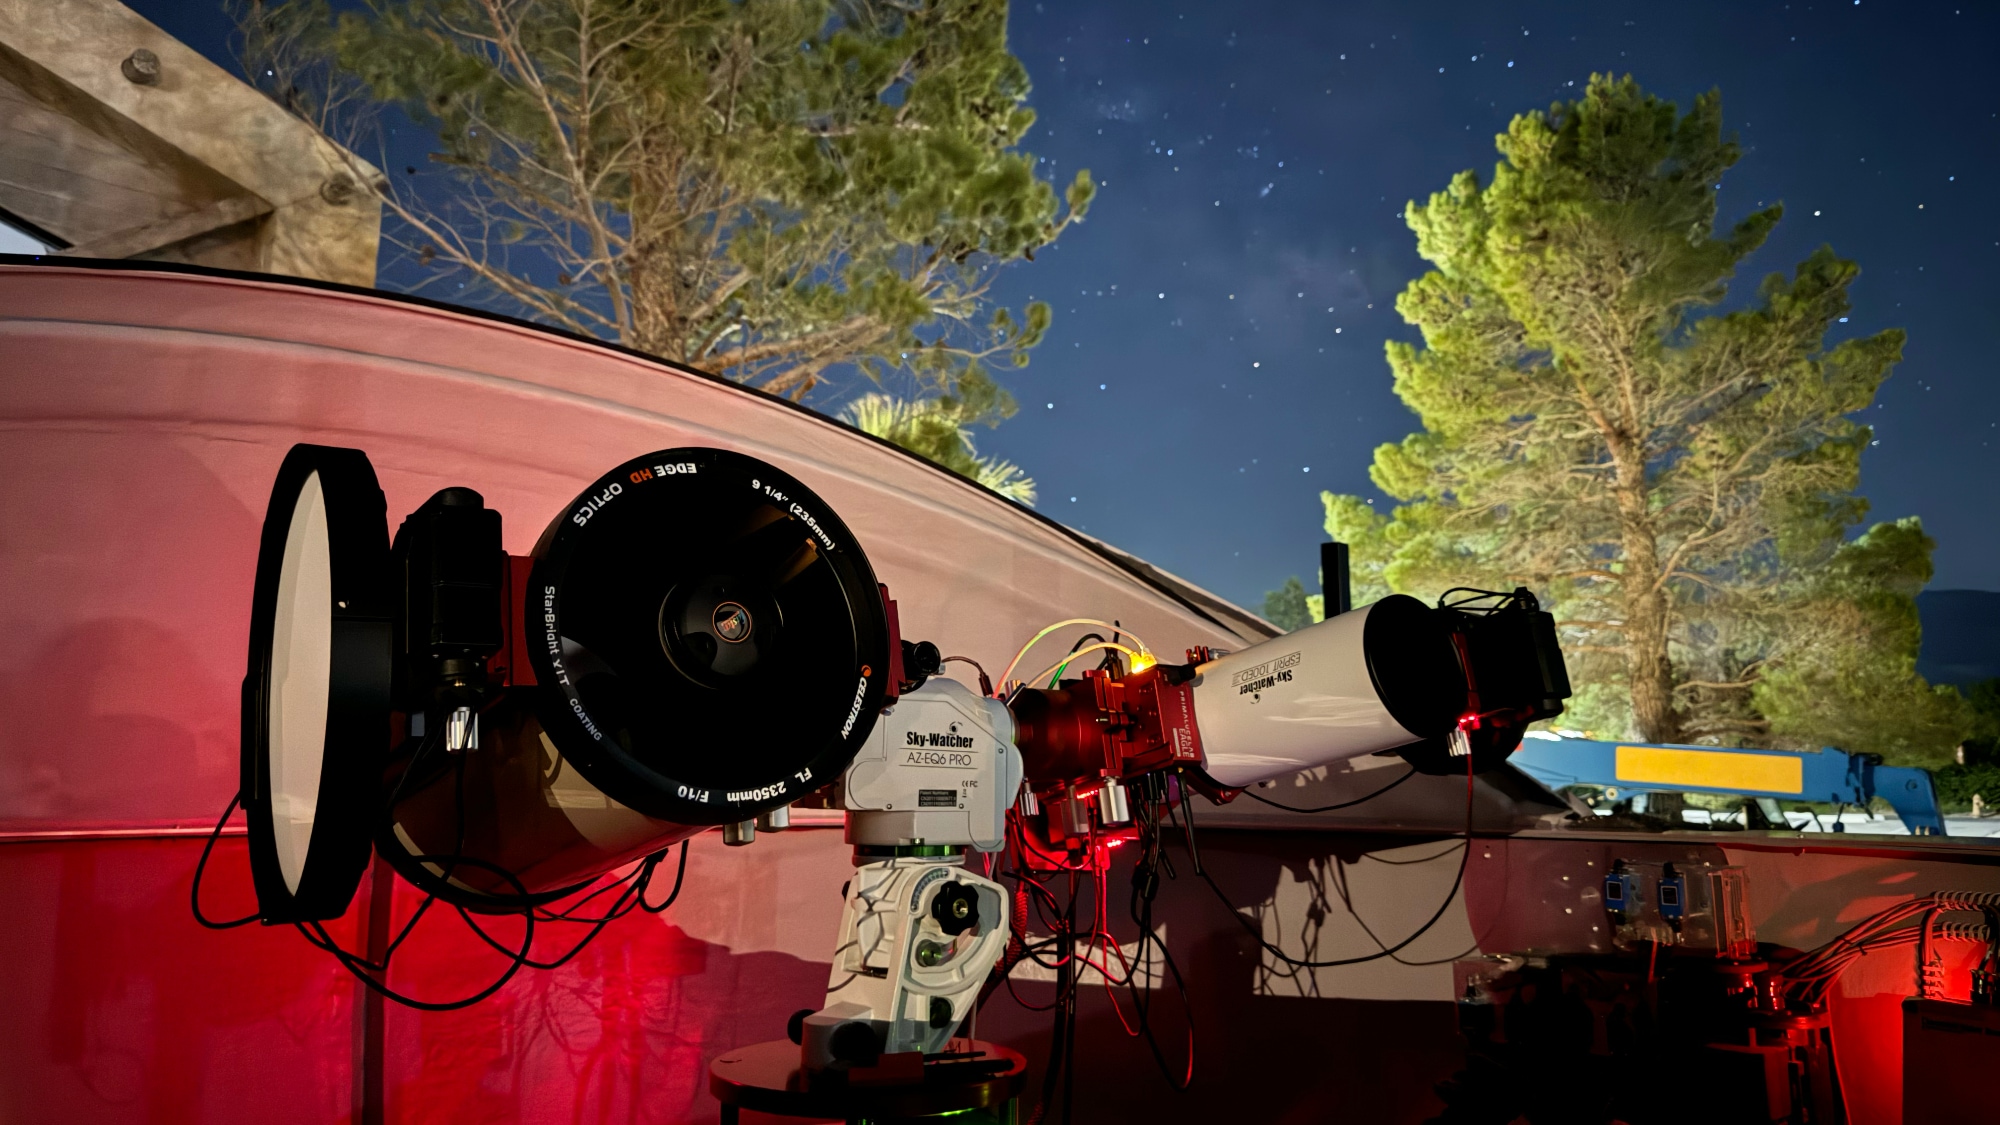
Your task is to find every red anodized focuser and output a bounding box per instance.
[1009,662,1205,789]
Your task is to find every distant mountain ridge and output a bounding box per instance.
[1917,589,2000,687]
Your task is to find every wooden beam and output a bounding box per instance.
[60,191,271,259]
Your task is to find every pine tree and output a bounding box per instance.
[842,392,1035,504]
[1320,74,1962,759]
[1260,577,1314,632]
[238,0,1088,424]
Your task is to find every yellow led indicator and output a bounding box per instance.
[1614,745,1804,795]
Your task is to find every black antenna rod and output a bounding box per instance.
[1321,541,1352,617]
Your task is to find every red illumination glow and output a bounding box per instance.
[1828,937,1987,1122]
[1010,809,1138,874]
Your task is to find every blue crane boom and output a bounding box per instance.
[1507,735,1945,835]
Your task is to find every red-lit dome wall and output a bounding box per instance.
[0,263,1268,838]
[0,262,1273,1124]
[7,263,1974,1125]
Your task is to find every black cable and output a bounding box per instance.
[459,898,627,971]
[1182,754,1477,969]
[1068,633,1107,653]
[1193,849,1468,969]
[1040,633,1107,689]
[378,892,443,967]
[192,791,262,929]
[460,838,690,970]
[533,840,685,924]
[298,853,535,1011]
[1436,587,1525,611]
[367,739,463,971]
[1169,780,1206,877]
[640,839,690,913]
[1238,767,1418,814]
[1033,876,1073,1125]
[534,866,650,923]
[1063,867,1079,1125]
[1360,841,1466,865]
[999,800,1193,1110]
[457,866,649,971]
[1123,787,1193,1089]
[230,714,677,1009]
[1330,851,1480,966]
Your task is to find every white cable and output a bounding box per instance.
[1022,642,1141,690]
[999,618,1156,688]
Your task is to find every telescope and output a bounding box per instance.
[239,443,893,921]
[231,441,1568,1071]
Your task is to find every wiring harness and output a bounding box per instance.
[1778,891,2000,1010]
[975,620,1482,1124]
[193,728,691,1012]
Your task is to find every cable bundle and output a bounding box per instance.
[985,756,1474,1124]
[993,780,1194,1125]
[193,726,693,1012]
[1779,892,2000,1009]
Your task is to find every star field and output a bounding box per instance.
[962,0,2000,608]
[122,0,2000,611]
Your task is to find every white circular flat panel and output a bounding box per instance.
[269,471,334,893]
[242,443,389,922]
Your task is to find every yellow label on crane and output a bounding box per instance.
[1614,745,1804,795]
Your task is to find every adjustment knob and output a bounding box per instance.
[930,881,980,936]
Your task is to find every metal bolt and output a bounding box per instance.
[122,48,160,86]
[444,705,478,752]
[320,172,358,206]
[723,820,756,846]
[1098,779,1133,826]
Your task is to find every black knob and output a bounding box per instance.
[901,639,944,690]
[786,1007,812,1045]
[930,881,980,936]
[828,1021,881,1066]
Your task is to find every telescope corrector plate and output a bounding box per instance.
[269,473,333,893]
[242,444,391,922]
[527,449,891,825]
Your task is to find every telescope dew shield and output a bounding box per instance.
[526,448,893,825]
[1188,594,1465,788]
[240,444,393,922]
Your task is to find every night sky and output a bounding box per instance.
[128,1,2000,612]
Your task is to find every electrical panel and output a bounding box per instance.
[1603,860,1755,958]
